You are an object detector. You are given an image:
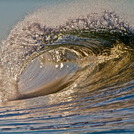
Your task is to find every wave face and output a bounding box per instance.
[0,11,134,133]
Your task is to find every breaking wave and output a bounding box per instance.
[0,11,134,133]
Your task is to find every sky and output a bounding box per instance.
[0,0,64,40]
[0,0,134,41]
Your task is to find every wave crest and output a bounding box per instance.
[0,11,134,102]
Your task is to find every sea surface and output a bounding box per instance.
[0,0,134,133]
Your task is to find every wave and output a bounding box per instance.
[0,10,134,133]
[0,11,134,102]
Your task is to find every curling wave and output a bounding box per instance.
[0,11,134,133]
[0,11,134,101]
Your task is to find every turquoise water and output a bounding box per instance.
[0,0,134,133]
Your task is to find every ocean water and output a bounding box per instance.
[0,0,134,133]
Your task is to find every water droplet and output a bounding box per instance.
[55,64,59,68]
[60,63,64,69]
